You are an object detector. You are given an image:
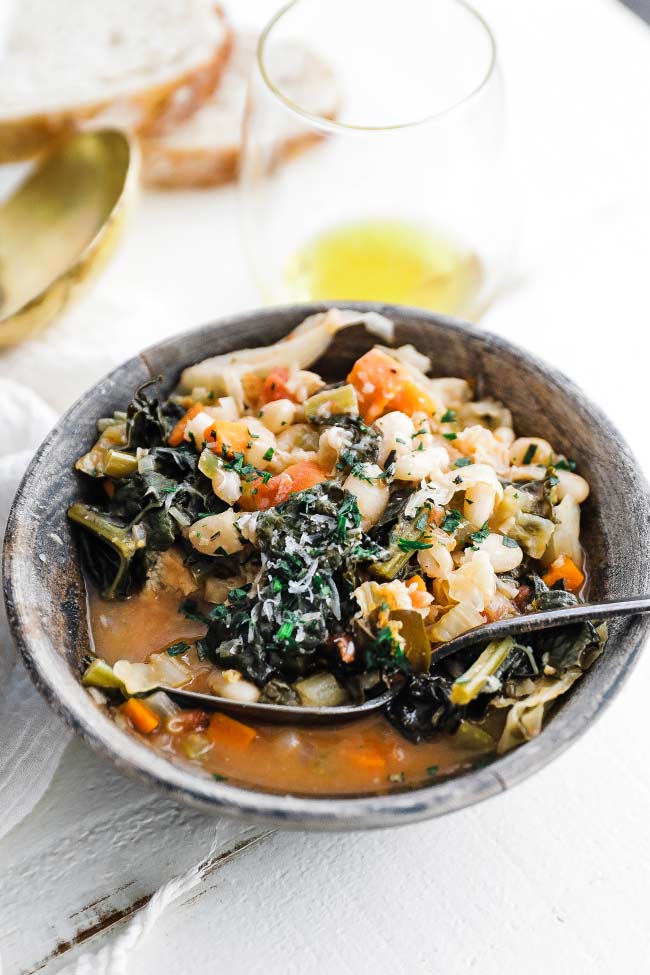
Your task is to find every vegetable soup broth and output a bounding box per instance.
[73,309,603,797]
[88,578,488,794]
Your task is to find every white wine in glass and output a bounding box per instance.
[241,0,514,321]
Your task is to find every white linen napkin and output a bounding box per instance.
[0,379,71,839]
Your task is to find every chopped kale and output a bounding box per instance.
[386,673,462,743]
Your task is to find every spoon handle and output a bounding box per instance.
[432,595,650,664]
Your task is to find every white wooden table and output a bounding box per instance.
[1,1,649,972]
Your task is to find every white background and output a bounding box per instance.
[1,0,649,972]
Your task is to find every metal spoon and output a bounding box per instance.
[158,595,650,725]
[0,129,138,349]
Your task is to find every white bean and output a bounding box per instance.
[183,411,214,447]
[509,437,554,467]
[212,467,241,505]
[257,398,296,434]
[555,469,589,503]
[189,508,243,556]
[208,669,261,703]
[474,532,523,572]
[374,411,414,465]
[243,417,276,468]
[464,482,498,527]
[394,447,443,482]
[418,541,454,578]
[343,466,389,529]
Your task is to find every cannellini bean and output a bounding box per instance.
[204,396,240,422]
[555,469,589,503]
[318,425,350,473]
[447,551,496,611]
[473,532,523,572]
[394,447,443,481]
[243,417,276,467]
[374,411,414,465]
[343,466,389,529]
[509,464,548,481]
[212,467,241,505]
[509,437,554,467]
[257,398,296,433]
[418,541,454,578]
[208,669,261,703]
[184,411,214,447]
[464,482,498,527]
[189,508,243,556]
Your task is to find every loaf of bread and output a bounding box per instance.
[0,0,232,162]
[141,32,339,189]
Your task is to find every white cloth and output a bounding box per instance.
[0,382,72,840]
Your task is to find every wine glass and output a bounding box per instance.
[240,0,515,320]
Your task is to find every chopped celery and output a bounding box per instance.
[103,449,138,477]
[451,720,495,752]
[390,609,431,673]
[372,512,429,581]
[198,447,221,480]
[304,384,359,419]
[450,637,515,705]
[295,673,348,707]
[82,657,125,690]
[182,732,212,760]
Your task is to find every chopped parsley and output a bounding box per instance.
[468,521,490,548]
[166,640,190,656]
[502,535,519,548]
[522,443,538,464]
[441,409,456,423]
[397,537,433,552]
[262,447,275,461]
[426,765,439,777]
[555,458,577,472]
[454,457,472,468]
[441,508,463,533]
[443,432,458,441]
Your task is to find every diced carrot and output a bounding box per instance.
[204,419,249,457]
[207,713,257,750]
[239,471,293,511]
[543,554,585,592]
[406,574,427,592]
[168,402,204,447]
[284,461,329,493]
[390,379,437,418]
[342,745,387,774]
[123,698,160,734]
[347,349,407,422]
[239,462,328,512]
[262,368,295,404]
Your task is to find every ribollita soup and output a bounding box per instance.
[70,309,604,797]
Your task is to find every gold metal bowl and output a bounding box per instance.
[0,129,138,349]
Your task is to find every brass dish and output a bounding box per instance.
[0,129,138,349]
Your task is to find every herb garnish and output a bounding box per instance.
[522,443,538,464]
[441,508,463,533]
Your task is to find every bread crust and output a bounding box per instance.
[0,15,233,163]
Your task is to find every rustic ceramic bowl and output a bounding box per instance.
[4,303,650,829]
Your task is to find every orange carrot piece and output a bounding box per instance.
[239,471,293,511]
[262,368,295,404]
[543,554,585,592]
[343,745,387,774]
[123,698,160,734]
[284,461,329,493]
[204,419,249,457]
[168,402,204,447]
[347,349,407,422]
[207,713,257,750]
[406,574,427,592]
[390,379,437,418]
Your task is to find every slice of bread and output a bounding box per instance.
[140,32,339,189]
[0,1,232,163]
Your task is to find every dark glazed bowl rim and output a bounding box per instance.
[4,302,650,830]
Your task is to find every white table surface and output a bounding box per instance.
[1,1,650,972]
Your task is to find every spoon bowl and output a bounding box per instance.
[161,596,650,725]
[0,129,138,349]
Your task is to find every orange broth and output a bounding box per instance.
[88,585,494,797]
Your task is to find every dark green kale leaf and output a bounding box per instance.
[386,673,462,743]
[530,584,602,672]
[204,482,388,685]
[126,379,167,449]
[310,413,380,474]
